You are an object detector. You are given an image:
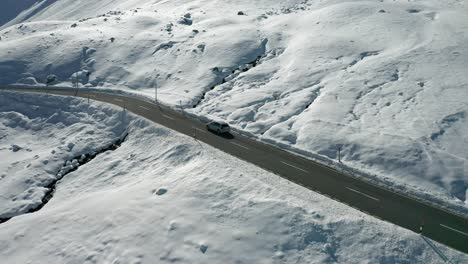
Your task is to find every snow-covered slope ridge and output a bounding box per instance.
[0,92,129,220]
[0,0,467,207]
[1,91,467,263]
[0,0,38,29]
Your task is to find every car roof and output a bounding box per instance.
[209,120,229,125]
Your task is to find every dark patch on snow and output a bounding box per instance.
[178,13,193,25]
[192,39,269,108]
[430,111,465,141]
[258,0,312,18]
[355,82,386,100]
[164,23,174,34]
[0,133,128,224]
[10,144,22,152]
[192,44,205,54]
[407,9,421,14]
[349,51,380,67]
[154,188,168,195]
[152,41,178,55]
[199,244,208,254]
[303,85,323,110]
[390,70,399,81]
[451,180,467,202]
[359,51,380,60]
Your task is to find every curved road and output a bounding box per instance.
[3,88,468,254]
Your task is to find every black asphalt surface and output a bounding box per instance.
[3,88,468,254]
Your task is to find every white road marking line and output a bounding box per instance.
[114,98,124,102]
[139,106,151,111]
[281,161,308,173]
[440,224,468,237]
[162,114,175,120]
[231,142,249,150]
[346,187,380,202]
[193,127,207,133]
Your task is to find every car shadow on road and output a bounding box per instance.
[208,131,234,139]
[221,133,235,139]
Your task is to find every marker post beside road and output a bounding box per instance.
[337,145,342,163]
[154,85,158,105]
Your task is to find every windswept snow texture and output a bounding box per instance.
[0,92,129,220]
[1,92,467,263]
[0,0,467,206]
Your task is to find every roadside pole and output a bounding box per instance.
[74,79,79,96]
[73,75,79,96]
[179,100,183,116]
[337,145,342,163]
[155,85,158,105]
[121,99,126,122]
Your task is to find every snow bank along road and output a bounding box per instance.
[5,88,468,254]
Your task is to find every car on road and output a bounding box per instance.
[206,121,231,134]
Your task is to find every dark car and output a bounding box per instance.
[206,121,231,134]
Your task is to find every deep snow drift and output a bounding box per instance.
[0,0,467,209]
[0,91,467,263]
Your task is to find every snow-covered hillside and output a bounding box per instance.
[0,0,467,208]
[1,91,467,263]
[0,0,38,29]
[0,91,129,220]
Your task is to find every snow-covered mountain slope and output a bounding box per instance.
[1,91,467,263]
[0,0,38,29]
[0,0,467,208]
[0,92,129,220]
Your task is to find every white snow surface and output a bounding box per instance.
[1,91,467,263]
[0,91,128,219]
[0,0,467,208]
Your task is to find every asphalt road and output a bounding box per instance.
[3,88,468,254]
